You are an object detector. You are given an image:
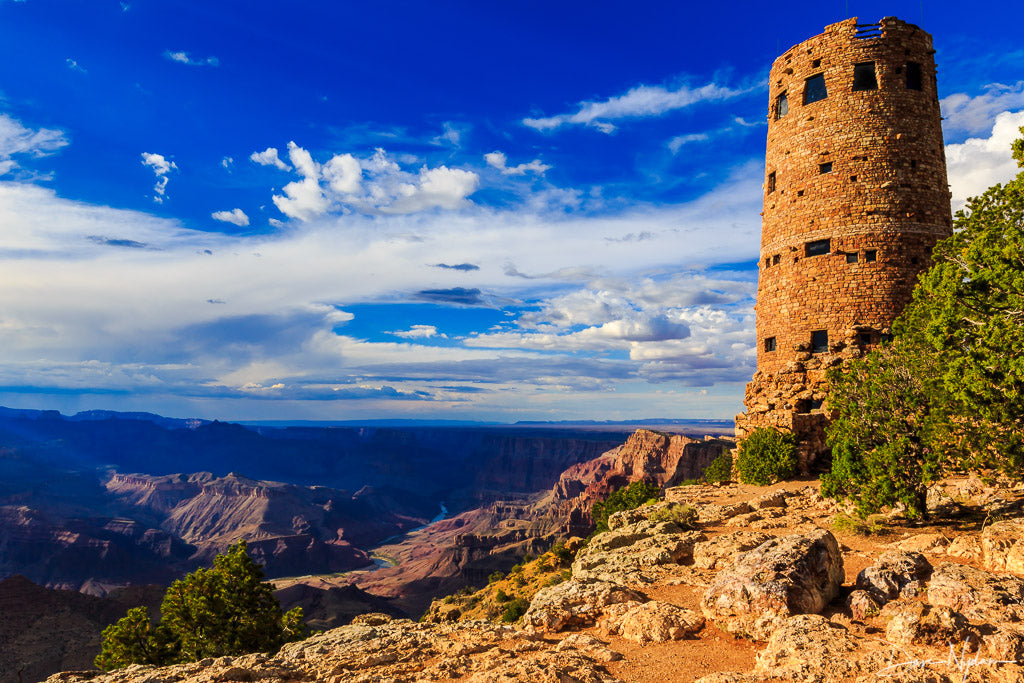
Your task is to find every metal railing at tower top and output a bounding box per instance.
[855,22,884,39]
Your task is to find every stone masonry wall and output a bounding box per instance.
[735,17,953,471]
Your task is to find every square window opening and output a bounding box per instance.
[846,252,858,263]
[772,254,781,265]
[805,238,830,257]
[865,249,877,262]
[819,161,833,174]
[803,73,828,104]
[910,159,918,169]
[906,62,923,90]
[811,330,829,354]
[852,62,878,91]
[850,175,858,182]
[858,332,872,346]
[775,92,789,119]
[797,189,804,196]
[764,257,771,268]
[812,58,821,68]
[764,337,776,352]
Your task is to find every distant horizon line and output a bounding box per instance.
[0,404,734,430]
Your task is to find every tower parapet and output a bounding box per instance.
[735,17,952,470]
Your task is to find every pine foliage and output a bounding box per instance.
[96,542,307,670]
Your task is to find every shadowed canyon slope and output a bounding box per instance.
[0,407,634,592]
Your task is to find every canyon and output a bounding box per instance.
[0,407,734,681]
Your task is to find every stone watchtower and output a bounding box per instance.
[735,17,952,470]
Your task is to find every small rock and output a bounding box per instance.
[847,589,884,620]
[946,535,982,560]
[983,519,1024,575]
[928,562,1024,623]
[884,602,977,649]
[891,532,950,554]
[855,550,931,602]
[750,490,787,510]
[985,626,1024,661]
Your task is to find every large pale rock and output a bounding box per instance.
[753,614,862,681]
[572,523,704,584]
[692,531,773,570]
[855,550,931,602]
[927,562,1024,623]
[983,519,1024,575]
[696,502,751,524]
[468,649,624,683]
[46,619,575,683]
[701,529,844,640]
[600,600,704,644]
[554,633,622,662]
[522,580,644,632]
[884,602,976,648]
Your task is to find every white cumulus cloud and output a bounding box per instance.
[942,82,1024,137]
[249,147,291,171]
[524,81,746,133]
[946,109,1024,213]
[140,152,177,203]
[266,143,479,220]
[211,208,250,226]
[391,325,446,339]
[484,151,551,175]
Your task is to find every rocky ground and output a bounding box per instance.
[44,474,1024,683]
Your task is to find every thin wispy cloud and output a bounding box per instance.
[0,113,68,175]
[523,81,748,133]
[484,151,551,175]
[65,58,86,74]
[164,50,219,67]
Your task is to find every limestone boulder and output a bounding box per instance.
[572,524,704,584]
[701,529,844,640]
[855,550,931,603]
[600,600,704,644]
[522,580,645,632]
[753,614,862,681]
[884,602,976,648]
[983,519,1024,575]
[554,633,622,662]
[927,562,1024,623]
[985,626,1024,661]
[692,530,773,570]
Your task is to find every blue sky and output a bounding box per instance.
[0,1,1022,422]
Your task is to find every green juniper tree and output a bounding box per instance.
[96,541,307,670]
[822,125,1024,516]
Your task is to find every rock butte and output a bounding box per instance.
[735,16,953,469]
